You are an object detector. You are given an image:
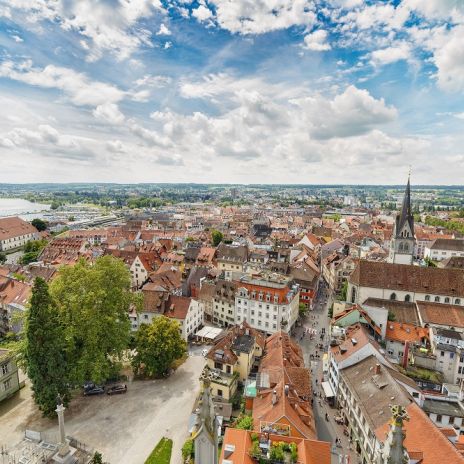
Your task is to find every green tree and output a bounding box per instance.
[339,280,348,301]
[133,316,186,377]
[298,303,307,317]
[50,256,132,384]
[20,239,48,265]
[211,229,224,247]
[31,218,48,231]
[23,278,69,416]
[181,439,194,462]
[90,452,104,464]
[236,414,253,430]
[0,252,6,264]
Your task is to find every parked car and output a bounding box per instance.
[83,385,105,396]
[106,384,127,395]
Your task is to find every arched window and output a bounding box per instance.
[398,243,404,252]
[403,243,409,252]
[444,297,450,304]
[456,299,461,305]
[435,296,440,303]
[390,293,397,301]
[425,295,430,301]
[405,295,411,302]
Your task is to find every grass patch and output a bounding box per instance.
[171,352,188,370]
[145,437,173,464]
[399,365,443,384]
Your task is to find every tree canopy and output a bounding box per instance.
[132,316,186,378]
[211,229,224,247]
[31,218,48,231]
[23,278,69,416]
[50,256,133,384]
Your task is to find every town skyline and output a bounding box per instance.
[1,1,464,184]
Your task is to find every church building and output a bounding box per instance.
[388,176,415,265]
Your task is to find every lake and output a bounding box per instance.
[0,198,51,219]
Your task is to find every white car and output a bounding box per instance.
[202,348,209,357]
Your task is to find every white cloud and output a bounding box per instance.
[11,34,23,42]
[371,43,411,66]
[106,140,127,153]
[192,5,213,22]
[93,103,125,124]
[164,41,172,49]
[293,85,397,139]
[156,23,171,35]
[8,0,164,61]
[206,0,316,34]
[432,26,464,92]
[0,60,124,107]
[0,6,11,18]
[3,124,95,160]
[134,74,172,88]
[303,30,331,51]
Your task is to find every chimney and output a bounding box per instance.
[375,363,381,375]
[285,385,289,396]
[272,389,277,406]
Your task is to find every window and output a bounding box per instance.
[456,299,461,305]
[450,417,455,425]
[435,296,440,302]
[217,389,223,397]
[450,352,455,359]
[1,364,8,375]
[404,294,411,302]
[425,295,430,301]
[390,293,397,301]
[226,365,231,374]
[3,379,11,390]
[445,297,450,303]
[436,415,442,423]
[412,392,419,398]
[214,362,223,370]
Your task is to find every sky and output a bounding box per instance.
[0,0,463,185]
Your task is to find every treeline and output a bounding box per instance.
[424,215,464,235]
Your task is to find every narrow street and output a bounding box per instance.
[292,281,358,464]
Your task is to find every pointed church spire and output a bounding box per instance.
[396,174,414,240]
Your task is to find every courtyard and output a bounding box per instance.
[0,354,205,464]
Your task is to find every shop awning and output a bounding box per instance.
[321,381,335,398]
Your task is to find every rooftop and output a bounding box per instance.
[422,398,464,417]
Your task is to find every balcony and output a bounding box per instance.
[199,365,238,387]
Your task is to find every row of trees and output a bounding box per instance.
[22,256,186,416]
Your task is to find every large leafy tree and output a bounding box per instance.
[50,256,132,384]
[24,277,69,416]
[211,229,223,247]
[133,316,186,377]
[31,218,48,231]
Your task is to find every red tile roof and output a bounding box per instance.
[376,403,464,464]
[0,217,37,241]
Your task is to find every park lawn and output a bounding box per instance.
[145,437,173,464]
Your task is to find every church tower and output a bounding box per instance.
[193,381,218,464]
[388,176,415,265]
